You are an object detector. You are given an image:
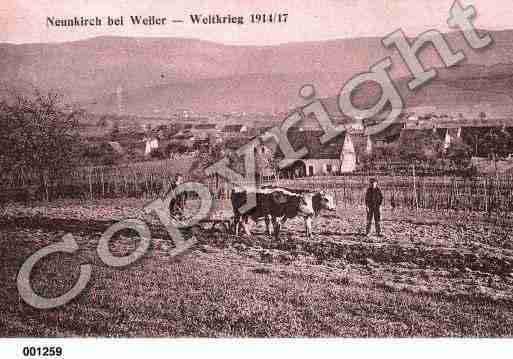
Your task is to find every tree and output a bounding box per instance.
[0,91,82,198]
[189,138,248,181]
[485,128,511,159]
[189,141,226,180]
[399,130,442,163]
[80,143,121,166]
[446,138,472,167]
[110,120,120,139]
[463,127,486,156]
[165,142,188,155]
[149,148,165,159]
[270,150,285,179]
[365,142,400,164]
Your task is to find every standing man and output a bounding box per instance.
[365,178,383,237]
[168,173,184,217]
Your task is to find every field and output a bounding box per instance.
[1,196,513,337]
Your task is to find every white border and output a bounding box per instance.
[2,338,513,359]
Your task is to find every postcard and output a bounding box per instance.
[1,0,513,355]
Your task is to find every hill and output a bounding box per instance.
[315,63,513,121]
[2,30,513,116]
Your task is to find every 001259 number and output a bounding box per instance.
[22,347,62,357]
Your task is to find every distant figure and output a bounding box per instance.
[365,178,383,237]
[168,173,184,217]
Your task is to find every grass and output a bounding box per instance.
[1,198,512,337]
[1,224,513,337]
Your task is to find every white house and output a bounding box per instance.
[340,134,356,173]
[288,131,357,176]
[144,138,159,156]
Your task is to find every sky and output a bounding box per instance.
[1,0,513,45]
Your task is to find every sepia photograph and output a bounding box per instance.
[1,0,513,351]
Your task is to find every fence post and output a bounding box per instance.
[495,169,502,218]
[412,164,419,212]
[484,178,488,214]
[43,171,49,202]
[88,167,93,200]
[101,169,105,199]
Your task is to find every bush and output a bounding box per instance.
[80,143,122,166]
[165,142,189,155]
[150,148,165,159]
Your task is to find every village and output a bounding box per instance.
[80,108,513,178]
[3,2,513,339]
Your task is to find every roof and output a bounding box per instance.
[285,129,347,159]
[173,133,194,140]
[371,123,404,141]
[399,128,438,140]
[194,124,217,130]
[460,126,513,140]
[107,141,125,154]
[434,127,461,139]
[256,126,274,135]
[223,124,246,132]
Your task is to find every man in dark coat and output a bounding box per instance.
[168,173,184,217]
[365,178,383,236]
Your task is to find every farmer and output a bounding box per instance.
[168,173,184,217]
[365,178,384,237]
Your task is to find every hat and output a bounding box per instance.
[369,178,377,183]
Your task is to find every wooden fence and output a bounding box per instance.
[1,162,513,216]
[208,175,513,215]
[0,158,192,201]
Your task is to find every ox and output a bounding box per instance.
[230,186,336,239]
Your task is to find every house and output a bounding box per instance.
[222,124,248,137]
[368,122,404,147]
[253,141,277,180]
[144,137,159,156]
[437,127,462,150]
[190,123,220,141]
[192,123,217,131]
[107,141,125,155]
[340,134,356,172]
[299,136,356,175]
[366,135,373,154]
[170,132,195,148]
[398,128,437,143]
[471,156,513,174]
[271,130,357,176]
